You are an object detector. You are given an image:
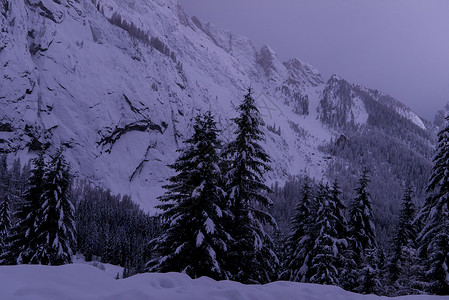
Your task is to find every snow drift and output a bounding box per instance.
[0,264,446,300]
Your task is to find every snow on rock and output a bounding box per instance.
[283,58,324,87]
[357,86,427,130]
[0,0,431,212]
[434,102,449,128]
[1,264,447,300]
[257,45,285,78]
[0,0,333,211]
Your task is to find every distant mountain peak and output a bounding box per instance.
[283,58,323,87]
[257,44,280,76]
[434,102,449,128]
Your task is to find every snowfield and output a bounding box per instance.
[0,264,447,300]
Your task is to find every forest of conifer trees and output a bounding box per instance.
[1,91,449,296]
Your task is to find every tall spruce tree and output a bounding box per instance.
[329,180,347,240]
[330,180,349,282]
[281,178,317,282]
[347,168,378,293]
[348,168,376,264]
[416,116,449,295]
[0,153,45,264]
[357,247,382,295]
[0,195,11,254]
[223,88,278,283]
[0,155,11,254]
[389,181,421,294]
[309,183,338,285]
[391,182,416,264]
[148,112,231,280]
[309,181,348,286]
[36,148,75,265]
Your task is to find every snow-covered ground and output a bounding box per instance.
[0,264,447,300]
[72,254,124,280]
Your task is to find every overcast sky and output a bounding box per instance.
[179,0,449,121]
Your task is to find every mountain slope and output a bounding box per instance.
[0,0,434,214]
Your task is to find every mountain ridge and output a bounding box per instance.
[0,0,435,214]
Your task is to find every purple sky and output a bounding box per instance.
[179,0,449,121]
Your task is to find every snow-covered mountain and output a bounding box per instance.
[434,102,449,128]
[0,0,434,211]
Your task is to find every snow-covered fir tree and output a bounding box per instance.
[281,178,316,282]
[348,168,377,263]
[391,182,416,270]
[416,116,449,295]
[357,247,382,294]
[36,148,76,265]
[329,181,349,281]
[309,183,338,285]
[0,153,46,264]
[329,180,348,244]
[308,181,348,286]
[0,155,11,254]
[346,168,378,293]
[223,88,278,283]
[0,194,11,254]
[148,112,231,280]
[389,182,421,294]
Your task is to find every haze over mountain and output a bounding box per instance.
[180,0,449,122]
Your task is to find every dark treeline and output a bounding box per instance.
[89,0,181,65]
[1,150,75,266]
[318,80,434,250]
[323,128,431,249]
[73,184,160,277]
[105,11,178,64]
[273,173,422,296]
[108,12,150,45]
[0,151,160,278]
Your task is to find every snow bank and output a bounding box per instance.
[0,264,446,300]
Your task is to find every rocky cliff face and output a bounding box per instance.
[434,103,449,129]
[0,0,434,211]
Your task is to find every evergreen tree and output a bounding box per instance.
[8,158,22,206]
[223,88,278,283]
[309,184,338,285]
[0,153,45,264]
[35,148,76,265]
[348,168,376,264]
[346,168,377,293]
[391,182,416,267]
[309,182,348,286]
[0,155,11,253]
[389,182,421,294]
[425,220,449,295]
[281,178,316,282]
[416,116,449,295]
[357,247,382,295]
[329,180,348,241]
[330,180,349,282]
[0,194,11,254]
[148,112,231,280]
